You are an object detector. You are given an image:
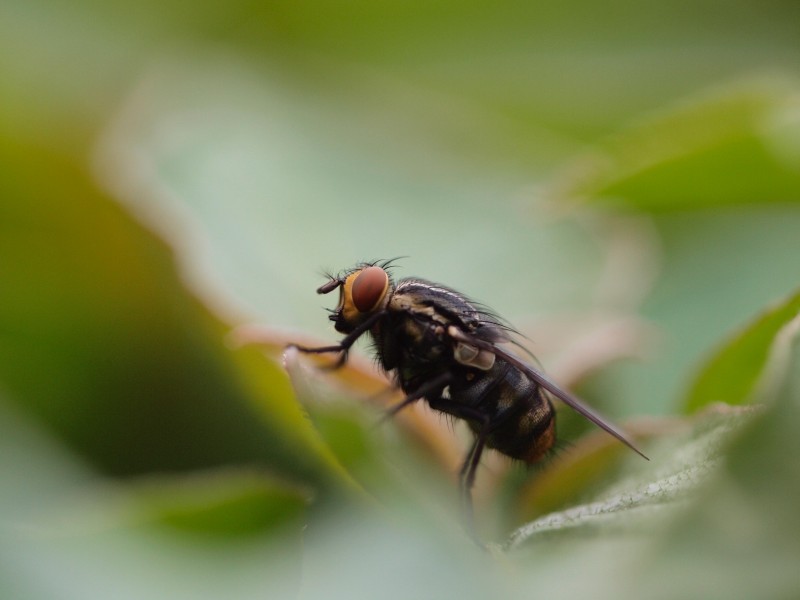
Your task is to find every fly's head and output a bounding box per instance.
[317,264,393,333]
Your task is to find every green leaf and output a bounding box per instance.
[506,405,752,548]
[627,327,800,600]
[549,79,800,211]
[115,470,309,539]
[499,338,800,599]
[0,389,310,600]
[0,133,348,491]
[682,287,800,413]
[1,471,308,600]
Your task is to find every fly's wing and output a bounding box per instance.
[446,326,648,460]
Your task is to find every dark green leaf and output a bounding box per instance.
[549,79,800,211]
[682,288,800,413]
[0,134,346,491]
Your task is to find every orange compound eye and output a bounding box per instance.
[351,266,389,312]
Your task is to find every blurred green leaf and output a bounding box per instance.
[627,328,800,599]
[682,287,800,413]
[133,470,308,538]
[1,473,306,600]
[5,0,800,156]
[506,406,750,547]
[0,394,96,520]
[549,79,800,211]
[499,323,800,600]
[0,133,346,492]
[0,390,309,599]
[510,416,675,523]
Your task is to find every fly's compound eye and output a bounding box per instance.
[351,266,389,312]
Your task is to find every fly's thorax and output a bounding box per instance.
[388,288,439,320]
[388,287,467,362]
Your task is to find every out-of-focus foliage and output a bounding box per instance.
[0,134,347,488]
[683,288,800,413]
[2,0,800,598]
[548,79,800,211]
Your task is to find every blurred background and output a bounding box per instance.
[2,1,800,598]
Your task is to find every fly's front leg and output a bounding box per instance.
[288,311,386,369]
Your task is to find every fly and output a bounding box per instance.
[290,259,647,522]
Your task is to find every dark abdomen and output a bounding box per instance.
[485,389,556,464]
[457,360,557,464]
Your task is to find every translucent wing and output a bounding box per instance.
[446,326,648,460]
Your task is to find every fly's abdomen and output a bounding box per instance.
[476,366,556,464]
[486,389,555,464]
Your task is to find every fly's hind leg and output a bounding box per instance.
[427,397,491,535]
[459,432,488,528]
